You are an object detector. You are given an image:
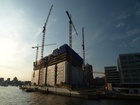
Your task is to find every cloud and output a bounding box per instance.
[129,36,140,47]
[107,33,124,41]
[107,26,140,41]
[52,18,57,23]
[31,28,42,42]
[0,29,33,80]
[0,3,35,80]
[116,22,125,28]
[89,12,130,43]
[135,2,140,17]
[136,10,140,17]
[116,12,129,20]
[126,28,140,36]
[119,36,140,48]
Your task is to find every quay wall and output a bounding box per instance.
[22,86,89,99]
[21,85,140,100]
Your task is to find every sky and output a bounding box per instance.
[0,0,140,81]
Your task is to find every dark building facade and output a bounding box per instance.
[84,64,94,86]
[118,53,140,84]
[105,66,120,84]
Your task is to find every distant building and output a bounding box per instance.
[104,66,120,90]
[93,77,105,88]
[12,77,18,82]
[6,78,10,82]
[105,66,120,84]
[5,78,10,84]
[84,64,94,86]
[0,78,4,84]
[118,53,140,84]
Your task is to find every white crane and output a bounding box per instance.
[66,11,78,48]
[32,43,56,64]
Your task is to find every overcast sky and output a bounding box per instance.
[0,0,140,81]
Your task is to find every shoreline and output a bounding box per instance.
[20,85,140,100]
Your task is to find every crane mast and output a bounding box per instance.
[41,5,53,59]
[38,5,53,85]
[32,44,39,64]
[82,27,85,70]
[66,11,78,48]
[66,11,78,86]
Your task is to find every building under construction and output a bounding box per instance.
[31,44,85,86]
[31,5,94,87]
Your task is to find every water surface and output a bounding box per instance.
[0,86,139,105]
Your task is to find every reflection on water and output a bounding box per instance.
[0,86,140,105]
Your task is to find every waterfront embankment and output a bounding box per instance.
[2,86,140,105]
[20,85,140,100]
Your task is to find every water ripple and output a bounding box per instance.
[0,86,140,105]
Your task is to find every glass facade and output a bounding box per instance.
[118,53,140,84]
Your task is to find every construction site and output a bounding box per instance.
[31,5,94,88]
[22,4,140,100]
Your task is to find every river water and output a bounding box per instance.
[0,86,140,105]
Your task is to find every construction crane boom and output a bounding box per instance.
[93,71,105,74]
[66,11,78,86]
[32,44,39,64]
[66,11,78,36]
[66,11,78,48]
[41,5,53,59]
[32,43,56,49]
[32,43,56,63]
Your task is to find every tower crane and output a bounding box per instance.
[39,5,53,85]
[41,5,53,59]
[82,27,87,85]
[66,11,78,48]
[32,43,56,64]
[82,27,85,71]
[66,11,78,86]
[32,44,39,65]
[32,43,56,83]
